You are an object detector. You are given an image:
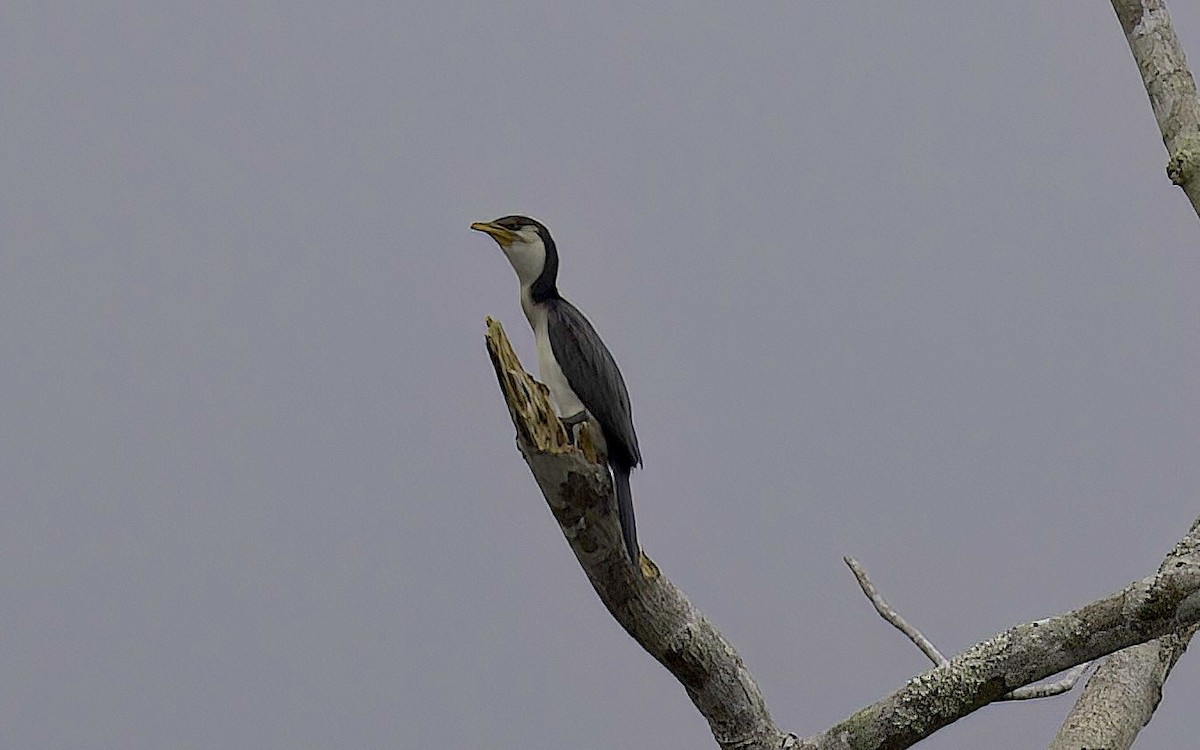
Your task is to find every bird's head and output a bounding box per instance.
[471,215,557,293]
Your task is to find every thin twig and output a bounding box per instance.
[844,556,945,665]
[844,557,1091,701]
[812,563,1200,748]
[1007,663,1091,700]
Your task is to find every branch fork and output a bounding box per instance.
[485,317,1200,749]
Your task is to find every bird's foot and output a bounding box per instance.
[561,410,587,445]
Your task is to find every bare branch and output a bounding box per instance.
[844,557,946,666]
[1111,0,1200,216]
[1007,663,1091,701]
[487,317,1200,750]
[1048,516,1200,749]
[804,561,1200,749]
[485,318,787,750]
[844,557,1091,702]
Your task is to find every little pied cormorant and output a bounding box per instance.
[472,216,643,565]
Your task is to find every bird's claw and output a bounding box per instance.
[561,410,587,445]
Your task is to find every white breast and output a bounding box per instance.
[521,290,586,420]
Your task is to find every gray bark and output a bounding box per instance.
[1048,519,1200,749]
[803,541,1200,750]
[1038,5,1200,746]
[845,556,1091,701]
[485,317,788,750]
[485,317,1200,750]
[1111,0,1200,216]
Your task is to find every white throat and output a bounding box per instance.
[501,236,547,289]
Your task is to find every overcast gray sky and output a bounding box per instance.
[3,2,1199,748]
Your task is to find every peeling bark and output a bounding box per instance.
[485,318,787,750]
[485,317,1200,750]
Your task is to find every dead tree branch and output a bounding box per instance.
[844,557,1090,701]
[485,317,1200,750]
[1048,516,1200,749]
[484,317,787,750]
[1111,0,1200,216]
[804,560,1200,749]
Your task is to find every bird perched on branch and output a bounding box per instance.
[472,216,643,565]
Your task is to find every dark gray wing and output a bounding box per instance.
[546,298,641,469]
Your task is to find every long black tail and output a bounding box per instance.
[613,465,639,565]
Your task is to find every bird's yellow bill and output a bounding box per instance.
[470,221,516,245]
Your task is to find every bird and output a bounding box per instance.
[472,215,643,565]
